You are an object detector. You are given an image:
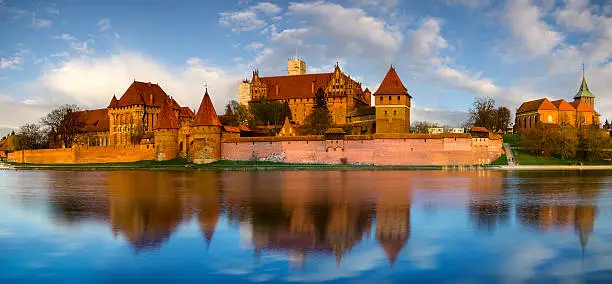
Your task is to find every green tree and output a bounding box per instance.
[553,127,578,160]
[580,126,611,161]
[411,121,435,134]
[304,88,332,135]
[249,97,292,129]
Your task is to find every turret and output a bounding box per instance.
[574,71,595,111]
[373,66,412,133]
[153,98,179,161]
[190,88,223,164]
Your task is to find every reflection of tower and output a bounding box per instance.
[575,205,596,255]
[375,198,411,266]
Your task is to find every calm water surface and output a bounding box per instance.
[1,170,612,283]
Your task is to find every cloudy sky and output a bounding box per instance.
[1,0,611,136]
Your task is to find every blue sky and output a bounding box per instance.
[1,0,612,136]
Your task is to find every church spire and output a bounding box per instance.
[574,63,594,100]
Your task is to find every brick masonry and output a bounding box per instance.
[8,145,155,164]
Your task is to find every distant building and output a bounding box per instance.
[516,73,600,131]
[448,128,465,134]
[427,127,444,134]
[287,57,307,76]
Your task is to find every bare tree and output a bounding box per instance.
[41,104,85,148]
[19,123,48,150]
[411,121,436,133]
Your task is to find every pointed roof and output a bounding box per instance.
[117,81,181,108]
[551,99,576,111]
[516,98,557,114]
[574,75,595,99]
[108,95,119,108]
[379,238,407,266]
[194,89,222,126]
[155,99,179,130]
[570,100,595,112]
[374,66,411,97]
[364,87,371,93]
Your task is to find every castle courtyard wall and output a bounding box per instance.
[8,145,155,164]
[221,135,503,166]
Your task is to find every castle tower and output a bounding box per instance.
[190,88,223,164]
[373,66,412,133]
[288,58,306,76]
[238,80,251,106]
[574,69,595,110]
[153,99,179,161]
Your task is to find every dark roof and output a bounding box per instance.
[516,98,557,113]
[575,75,594,99]
[116,81,181,108]
[74,109,109,133]
[194,90,222,126]
[351,106,376,117]
[374,67,411,97]
[155,100,179,130]
[254,73,333,101]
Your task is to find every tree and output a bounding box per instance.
[249,97,292,129]
[411,121,435,134]
[494,107,511,133]
[18,123,48,150]
[580,126,611,161]
[467,97,496,130]
[304,88,332,135]
[553,127,578,160]
[41,104,84,148]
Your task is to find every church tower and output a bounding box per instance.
[153,98,179,161]
[574,66,595,110]
[288,57,306,76]
[190,88,223,164]
[374,66,412,133]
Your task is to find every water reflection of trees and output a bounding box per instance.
[515,171,601,252]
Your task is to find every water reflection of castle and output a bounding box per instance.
[46,171,600,264]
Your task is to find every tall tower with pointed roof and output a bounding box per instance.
[573,67,595,111]
[190,88,223,164]
[153,98,180,161]
[373,66,412,133]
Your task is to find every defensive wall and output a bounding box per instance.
[8,145,155,164]
[221,133,503,166]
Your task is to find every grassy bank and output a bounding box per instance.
[490,154,508,166]
[513,149,612,166]
[6,158,488,171]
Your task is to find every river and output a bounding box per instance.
[1,170,612,283]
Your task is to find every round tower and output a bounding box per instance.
[190,88,223,164]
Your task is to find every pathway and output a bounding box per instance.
[503,143,517,166]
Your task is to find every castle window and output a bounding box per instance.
[547,115,553,123]
[397,96,400,101]
[394,110,396,115]
[388,96,391,101]
[384,111,387,115]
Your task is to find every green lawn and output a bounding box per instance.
[502,134,520,146]
[513,149,612,165]
[490,154,508,165]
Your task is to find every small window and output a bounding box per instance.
[397,96,400,101]
[394,110,397,115]
[388,96,391,101]
[384,111,387,115]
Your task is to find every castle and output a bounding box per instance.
[8,59,503,166]
[515,72,600,131]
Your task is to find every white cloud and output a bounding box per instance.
[219,2,281,33]
[69,41,94,55]
[445,0,491,7]
[287,1,403,55]
[409,18,448,57]
[32,18,52,28]
[253,47,276,66]
[0,56,23,69]
[245,41,264,51]
[271,28,310,46]
[501,243,556,281]
[54,34,75,41]
[36,51,239,113]
[504,0,564,56]
[555,0,598,31]
[46,7,60,15]
[98,19,111,31]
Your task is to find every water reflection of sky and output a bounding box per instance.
[1,170,612,283]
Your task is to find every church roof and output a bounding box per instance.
[179,107,195,119]
[73,108,109,133]
[194,90,222,126]
[570,100,595,112]
[551,99,575,111]
[155,99,179,130]
[574,75,594,99]
[374,66,411,97]
[116,81,182,108]
[516,98,557,114]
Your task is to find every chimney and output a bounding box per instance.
[148,82,151,87]
[312,81,315,94]
[276,85,279,96]
[150,94,153,104]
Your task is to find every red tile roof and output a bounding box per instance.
[73,109,110,133]
[570,100,595,112]
[516,98,557,113]
[115,81,181,108]
[470,126,490,133]
[108,95,119,108]
[155,99,179,130]
[179,107,195,118]
[551,99,575,111]
[222,126,241,133]
[194,90,222,126]
[374,67,411,97]
[252,73,333,101]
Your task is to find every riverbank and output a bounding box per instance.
[4,159,492,171]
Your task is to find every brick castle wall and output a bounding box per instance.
[221,135,502,166]
[8,145,155,164]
